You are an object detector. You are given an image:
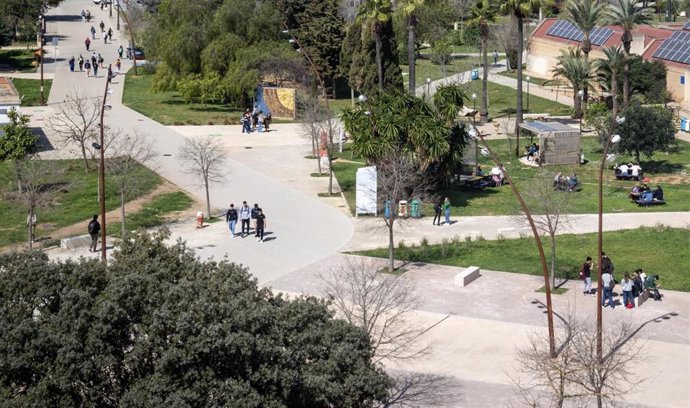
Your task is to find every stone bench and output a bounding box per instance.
[634,290,649,308]
[454,266,480,287]
[60,234,93,250]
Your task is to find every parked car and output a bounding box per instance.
[126,47,145,60]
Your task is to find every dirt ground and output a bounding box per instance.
[1,180,204,253]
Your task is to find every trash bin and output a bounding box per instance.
[384,200,391,219]
[411,199,421,218]
[398,200,408,218]
[471,69,479,80]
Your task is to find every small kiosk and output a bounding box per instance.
[518,121,581,165]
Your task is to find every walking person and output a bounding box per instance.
[239,201,251,238]
[442,197,451,225]
[621,274,634,309]
[580,256,593,296]
[78,54,84,71]
[601,268,615,309]
[250,203,260,232]
[255,208,266,242]
[93,62,98,77]
[85,37,91,51]
[99,20,105,34]
[81,9,86,22]
[84,60,91,77]
[90,25,96,40]
[118,45,124,58]
[26,212,37,242]
[225,203,238,238]
[115,58,121,73]
[432,198,442,226]
[107,28,113,42]
[68,56,75,72]
[601,252,615,281]
[257,112,264,133]
[98,53,104,68]
[87,215,101,252]
[241,110,251,133]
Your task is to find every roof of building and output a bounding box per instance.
[0,77,21,106]
[519,121,579,134]
[532,18,689,67]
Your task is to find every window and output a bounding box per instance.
[681,75,686,85]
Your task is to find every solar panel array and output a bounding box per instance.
[546,19,615,46]
[683,20,690,30]
[652,31,690,64]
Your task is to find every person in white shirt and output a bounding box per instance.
[618,163,629,176]
[601,270,614,308]
[631,163,642,178]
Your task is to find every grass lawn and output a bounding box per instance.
[123,191,193,233]
[0,49,37,72]
[123,71,244,125]
[497,71,559,87]
[11,78,52,106]
[332,138,690,216]
[464,80,572,117]
[357,226,690,292]
[0,159,161,246]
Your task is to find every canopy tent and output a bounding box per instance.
[519,121,581,165]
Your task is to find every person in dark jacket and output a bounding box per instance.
[255,208,267,242]
[226,203,238,238]
[432,198,442,226]
[87,215,101,252]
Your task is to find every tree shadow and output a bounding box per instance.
[446,185,501,208]
[639,159,684,174]
[32,127,55,153]
[45,15,81,22]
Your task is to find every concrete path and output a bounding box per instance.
[39,0,353,284]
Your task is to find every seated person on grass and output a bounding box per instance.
[567,172,579,191]
[653,185,664,201]
[629,184,641,200]
[640,190,653,203]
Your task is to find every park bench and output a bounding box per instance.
[454,266,481,287]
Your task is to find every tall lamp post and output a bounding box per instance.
[38,12,45,105]
[116,0,120,30]
[471,127,556,357]
[425,77,431,100]
[577,90,584,131]
[526,76,531,113]
[95,64,113,262]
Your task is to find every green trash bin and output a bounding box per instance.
[411,199,421,218]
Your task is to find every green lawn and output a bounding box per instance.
[0,49,37,72]
[497,71,559,87]
[0,159,161,246]
[333,138,690,216]
[122,71,244,125]
[122,191,193,233]
[358,227,690,292]
[11,78,52,106]
[464,80,572,117]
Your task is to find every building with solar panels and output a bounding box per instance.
[526,18,690,132]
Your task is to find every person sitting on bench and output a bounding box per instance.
[653,185,664,201]
[645,274,662,301]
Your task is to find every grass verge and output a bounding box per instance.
[123,191,193,232]
[357,226,690,292]
[122,71,244,125]
[0,159,161,246]
[464,80,571,117]
[11,78,52,106]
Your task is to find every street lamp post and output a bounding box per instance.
[577,90,584,130]
[97,64,113,262]
[472,92,477,112]
[116,0,120,31]
[472,127,556,357]
[38,12,45,105]
[526,76,531,113]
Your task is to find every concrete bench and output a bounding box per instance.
[454,266,480,287]
[634,290,649,308]
[60,235,92,250]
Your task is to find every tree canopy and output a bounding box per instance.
[0,108,37,162]
[0,230,390,407]
[616,102,677,162]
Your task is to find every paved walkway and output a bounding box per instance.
[37,2,690,406]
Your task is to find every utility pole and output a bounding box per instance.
[98,65,113,262]
[38,4,45,105]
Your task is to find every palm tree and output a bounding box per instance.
[596,45,626,120]
[501,0,540,157]
[358,0,393,91]
[604,0,651,105]
[469,0,497,124]
[399,0,425,94]
[551,48,594,118]
[562,0,608,105]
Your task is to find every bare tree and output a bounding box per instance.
[515,170,574,288]
[376,153,436,273]
[383,372,461,408]
[178,136,226,219]
[48,91,101,173]
[15,157,67,249]
[321,257,425,363]
[105,131,156,236]
[298,91,340,195]
[513,315,644,408]
[491,17,519,71]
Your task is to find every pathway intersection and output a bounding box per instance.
[30,1,690,406]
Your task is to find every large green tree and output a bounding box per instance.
[551,47,594,118]
[562,0,608,105]
[357,0,395,92]
[616,103,677,162]
[0,230,391,407]
[277,0,345,90]
[0,108,37,163]
[604,0,651,106]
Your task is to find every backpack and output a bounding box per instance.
[88,220,97,234]
[251,208,259,219]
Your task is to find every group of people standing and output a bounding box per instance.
[225,202,267,242]
[241,106,272,133]
[432,197,452,226]
[580,253,663,309]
